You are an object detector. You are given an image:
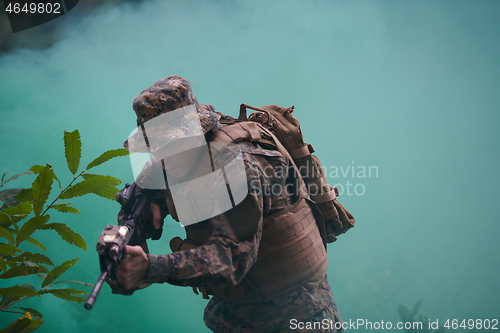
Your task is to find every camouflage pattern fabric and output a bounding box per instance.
[203,275,343,332]
[132,75,197,125]
[142,139,343,332]
[124,75,221,152]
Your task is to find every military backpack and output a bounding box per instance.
[215,103,355,245]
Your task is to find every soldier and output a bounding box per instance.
[115,75,344,332]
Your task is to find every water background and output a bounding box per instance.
[1,0,499,332]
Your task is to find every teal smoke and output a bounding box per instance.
[1,1,499,332]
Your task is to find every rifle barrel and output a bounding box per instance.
[84,270,109,310]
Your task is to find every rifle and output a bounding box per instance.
[84,182,163,310]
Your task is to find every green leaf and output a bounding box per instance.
[81,173,121,183]
[38,288,86,303]
[0,294,21,308]
[30,165,61,188]
[16,215,50,245]
[92,186,121,201]
[14,189,32,205]
[42,258,80,288]
[28,319,45,331]
[86,148,129,170]
[12,307,44,319]
[0,285,40,297]
[0,226,16,244]
[29,165,45,174]
[11,252,54,266]
[49,203,80,215]
[64,130,82,175]
[59,175,121,200]
[0,189,25,208]
[52,280,94,287]
[7,229,47,251]
[39,223,86,250]
[0,263,50,279]
[24,236,47,252]
[2,316,31,332]
[0,202,32,227]
[81,174,121,200]
[0,171,34,187]
[0,243,22,255]
[2,314,44,332]
[31,166,54,216]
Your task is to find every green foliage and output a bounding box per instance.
[39,223,86,250]
[16,216,50,245]
[23,236,46,252]
[10,252,53,266]
[0,286,40,298]
[0,129,128,332]
[59,175,121,200]
[0,244,21,256]
[42,258,80,288]
[0,229,15,245]
[0,264,50,279]
[0,202,32,227]
[31,167,55,216]
[38,288,87,303]
[86,148,129,170]
[63,130,82,175]
[1,312,44,332]
[398,301,446,332]
[49,203,80,215]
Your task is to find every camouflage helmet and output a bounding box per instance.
[124,75,221,152]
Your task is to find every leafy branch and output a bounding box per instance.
[0,129,129,332]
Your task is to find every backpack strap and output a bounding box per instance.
[218,122,261,143]
[254,123,290,175]
[289,143,315,159]
[308,178,338,204]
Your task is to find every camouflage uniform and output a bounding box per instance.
[126,76,343,333]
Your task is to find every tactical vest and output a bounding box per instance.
[203,124,328,302]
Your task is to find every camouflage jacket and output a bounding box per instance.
[142,140,335,332]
